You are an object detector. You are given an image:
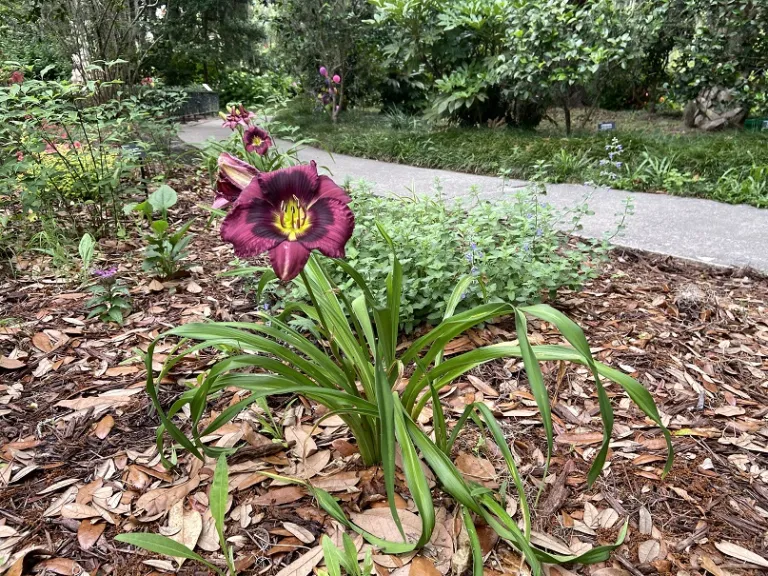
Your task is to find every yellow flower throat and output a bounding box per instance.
[275,195,311,240]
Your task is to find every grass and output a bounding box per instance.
[277,100,768,208]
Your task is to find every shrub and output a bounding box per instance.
[261,182,609,332]
[219,69,296,108]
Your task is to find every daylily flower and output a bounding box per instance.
[332,74,341,84]
[238,105,255,125]
[221,107,241,130]
[220,161,354,281]
[214,152,259,209]
[243,125,272,155]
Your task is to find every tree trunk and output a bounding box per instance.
[563,102,572,136]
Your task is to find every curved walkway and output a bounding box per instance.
[179,118,768,273]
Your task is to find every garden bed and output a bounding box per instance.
[1,167,768,575]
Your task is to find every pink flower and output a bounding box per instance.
[220,161,354,281]
[9,71,24,84]
[140,77,154,86]
[332,75,341,84]
[44,143,57,154]
[319,66,328,77]
[73,141,82,150]
[243,125,272,156]
[16,151,24,162]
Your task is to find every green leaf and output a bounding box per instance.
[461,507,484,576]
[115,533,223,575]
[151,220,169,235]
[78,233,96,267]
[210,456,229,549]
[107,307,124,325]
[148,185,177,212]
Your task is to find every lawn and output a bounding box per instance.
[277,101,768,208]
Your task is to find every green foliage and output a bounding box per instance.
[669,0,768,113]
[145,243,672,575]
[0,64,186,245]
[273,0,383,106]
[144,0,268,86]
[319,533,373,576]
[263,182,608,332]
[78,233,97,278]
[219,69,296,108]
[131,185,194,279]
[86,274,132,325]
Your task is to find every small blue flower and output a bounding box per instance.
[471,266,479,276]
[523,242,530,252]
[599,159,608,166]
[460,292,467,300]
[470,242,477,250]
[262,302,270,311]
[616,144,623,151]
[615,161,623,168]
[475,250,483,259]
[465,252,473,262]
[536,228,543,237]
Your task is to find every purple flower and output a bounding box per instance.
[93,266,118,278]
[243,125,272,156]
[332,74,341,84]
[214,153,259,209]
[319,66,328,77]
[220,161,354,281]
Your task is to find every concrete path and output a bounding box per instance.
[179,118,768,273]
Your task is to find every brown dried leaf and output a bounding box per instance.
[34,558,82,574]
[135,476,200,516]
[61,503,101,519]
[92,414,115,439]
[167,501,203,565]
[409,556,441,576]
[714,541,768,568]
[251,485,305,507]
[455,453,498,489]
[638,540,660,564]
[283,522,315,544]
[273,545,323,576]
[77,520,106,550]
[350,508,422,544]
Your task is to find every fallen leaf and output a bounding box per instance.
[148,279,164,292]
[310,471,360,492]
[555,432,604,446]
[0,357,25,370]
[350,508,422,544]
[186,281,203,294]
[409,556,441,576]
[284,522,315,544]
[34,558,82,574]
[135,476,200,516]
[273,545,323,576]
[105,365,140,377]
[167,500,203,565]
[714,541,768,568]
[32,332,54,353]
[77,520,106,550]
[455,453,498,488]
[93,414,115,439]
[61,503,102,519]
[252,485,305,507]
[638,540,660,564]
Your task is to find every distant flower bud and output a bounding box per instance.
[319,66,328,77]
[332,74,341,84]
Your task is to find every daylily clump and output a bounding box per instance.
[216,155,354,281]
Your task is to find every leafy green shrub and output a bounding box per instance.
[86,267,132,325]
[131,185,194,279]
[262,182,608,332]
[0,63,186,241]
[714,165,768,207]
[219,69,296,108]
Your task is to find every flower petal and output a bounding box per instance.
[269,241,310,281]
[220,194,286,257]
[257,162,319,206]
[212,195,230,209]
[218,152,259,191]
[312,175,352,205]
[299,198,355,258]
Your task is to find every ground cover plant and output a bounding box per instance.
[277,103,768,207]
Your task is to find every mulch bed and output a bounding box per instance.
[1,167,767,576]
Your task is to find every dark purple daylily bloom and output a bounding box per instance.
[220,161,354,281]
[243,125,272,155]
[214,153,259,209]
